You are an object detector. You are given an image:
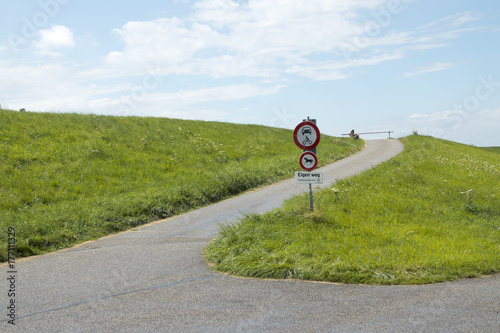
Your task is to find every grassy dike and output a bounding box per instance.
[0,110,363,261]
[483,147,500,154]
[205,135,500,285]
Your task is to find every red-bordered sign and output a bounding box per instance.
[299,151,318,171]
[293,121,321,150]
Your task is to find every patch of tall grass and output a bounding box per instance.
[206,135,500,285]
[482,147,500,154]
[0,110,363,261]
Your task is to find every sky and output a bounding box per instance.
[1,0,499,146]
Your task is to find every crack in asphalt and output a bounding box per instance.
[1,275,219,323]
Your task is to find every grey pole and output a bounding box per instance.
[308,183,314,211]
[303,116,317,212]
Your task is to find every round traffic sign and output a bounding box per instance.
[293,121,320,150]
[299,151,318,171]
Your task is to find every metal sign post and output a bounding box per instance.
[308,183,314,212]
[294,117,321,211]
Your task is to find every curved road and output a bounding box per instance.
[2,139,499,332]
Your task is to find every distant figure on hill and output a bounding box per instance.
[349,129,359,140]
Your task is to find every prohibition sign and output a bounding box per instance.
[293,121,321,150]
[299,151,318,171]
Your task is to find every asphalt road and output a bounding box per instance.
[2,139,499,332]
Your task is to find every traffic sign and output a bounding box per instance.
[299,151,317,171]
[293,121,320,150]
[295,171,323,184]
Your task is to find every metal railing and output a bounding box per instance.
[342,130,394,138]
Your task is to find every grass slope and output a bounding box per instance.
[206,135,500,285]
[0,110,363,261]
[482,147,500,154]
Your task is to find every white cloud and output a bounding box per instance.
[407,107,500,146]
[0,53,285,115]
[404,62,458,77]
[95,83,286,114]
[416,12,480,31]
[409,109,469,123]
[0,1,488,124]
[155,83,285,105]
[286,52,404,80]
[105,0,417,80]
[0,63,94,111]
[102,1,478,86]
[451,11,481,27]
[372,12,481,56]
[106,18,222,65]
[34,25,75,57]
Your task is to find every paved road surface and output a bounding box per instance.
[2,139,499,332]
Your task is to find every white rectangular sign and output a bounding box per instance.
[295,171,323,184]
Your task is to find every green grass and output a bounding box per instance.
[0,109,363,261]
[205,135,500,285]
[482,147,500,154]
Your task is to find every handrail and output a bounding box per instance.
[342,130,394,138]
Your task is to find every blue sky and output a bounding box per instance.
[1,0,499,146]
